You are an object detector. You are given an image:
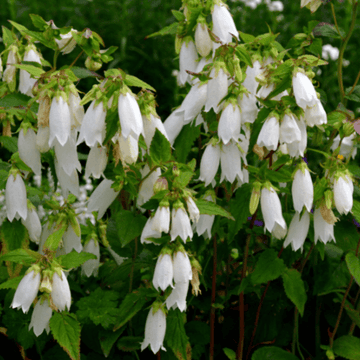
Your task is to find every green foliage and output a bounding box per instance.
[58,251,97,270]
[252,346,299,360]
[333,336,360,360]
[150,129,172,165]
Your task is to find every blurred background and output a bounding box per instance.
[1,0,359,118]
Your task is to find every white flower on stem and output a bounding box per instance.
[301,0,312,7]
[303,100,327,127]
[77,100,106,147]
[220,141,242,183]
[186,197,200,223]
[170,206,193,242]
[141,217,162,244]
[2,46,18,85]
[137,166,161,209]
[29,298,52,336]
[49,96,71,147]
[331,134,357,160]
[292,166,313,213]
[212,3,239,44]
[173,251,192,283]
[163,110,185,146]
[165,281,189,312]
[81,239,100,277]
[194,195,215,238]
[292,71,318,110]
[54,137,81,176]
[11,269,40,313]
[272,222,288,240]
[287,117,307,158]
[51,270,71,311]
[19,47,42,96]
[55,160,80,198]
[152,206,170,234]
[199,142,220,186]
[205,67,228,114]
[238,93,258,124]
[141,307,166,354]
[243,60,262,95]
[194,22,212,57]
[21,206,41,244]
[280,113,301,144]
[118,133,139,165]
[55,29,77,54]
[179,82,207,124]
[260,185,287,233]
[153,253,174,291]
[333,174,353,215]
[283,211,310,252]
[36,126,50,153]
[256,116,279,151]
[18,128,41,176]
[85,144,107,179]
[143,114,169,149]
[314,207,335,245]
[218,102,241,145]
[87,179,120,220]
[6,172,27,222]
[118,92,144,140]
[63,225,82,254]
[68,90,84,130]
[179,39,198,86]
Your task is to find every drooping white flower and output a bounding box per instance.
[283,211,310,252]
[118,92,144,140]
[87,179,120,219]
[63,225,82,254]
[186,197,200,223]
[314,207,335,245]
[68,90,84,130]
[152,206,170,234]
[141,217,162,244]
[301,0,312,7]
[55,159,80,198]
[272,222,288,240]
[21,206,41,244]
[163,110,185,146]
[331,133,357,159]
[6,173,27,222]
[49,96,71,147]
[333,174,353,215]
[36,126,50,153]
[280,113,301,144]
[218,102,241,144]
[179,40,198,86]
[238,93,258,124]
[54,137,81,176]
[260,186,287,233]
[287,117,307,158]
[256,116,279,151]
[205,67,228,114]
[118,133,139,165]
[141,307,166,354]
[2,46,18,85]
[170,207,193,242]
[179,82,207,124]
[303,100,327,127]
[81,239,100,277]
[77,100,106,147]
[194,22,212,57]
[194,195,215,238]
[292,71,318,110]
[85,144,108,179]
[18,128,41,175]
[19,47,42,96]
[220,141,242,183]
[165,281,189,312]
[153,253,174,291]
[199,142,220,186]
[243,60,262,95]
[143,114,169,149]
[137,165,161,209]
[173,251,192,283]
[29,298,52,336]
[292,167,313,213]
[51,270,71,311]
[55,29,77,54]
[212,4,239,44]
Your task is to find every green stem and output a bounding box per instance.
[7,0,16,20]
[53,50,60,70]
[210,235,217,360]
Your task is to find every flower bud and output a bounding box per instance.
[343,121,355,137]
[250,181,261,215]
[29,297,52,337]
[194,22,212,57]
[85,56,102,71]
[154,177,168,193]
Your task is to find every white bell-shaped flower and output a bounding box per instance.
[292,71,318,110]
[314,207,335,244]
[333,174,353,215]
[68,91,84,130]
[292,167,313,213]
[287,117,307,158]
[118,92,144,140]
[220,141,242,183]
[137,165,161,209]
[153,253,174,291]
[77,100,106,147]
[199,142,220,186]
[141,307,166,354]
[280,113,301,144]
[143,114,169,149]
[238,93,258,124]
[29,298,52,336]
[63,225,82,254]
[18,128,41,175]
[218,102,241,144]
[212,3,239,44]
[179,40,198,86]
[51,270,71,311]
[173,251,192,283]
[260,186,287,233]
[118,133,139,165]
[205,67,228,114]
[331,134,357,159]
[304,100,327,127]
[163,110,185,146]
[186,197,200,223]
[81,239,100,277]
[141,217,162,244]
[19,47,42,96]
[283,211,310,252]
[55,160,80,198]
[54,137,81,176]
[55,29,77,54]
[243,61,262,95]
[6,173,27,222]
[2,46,18,84]
[179,82,207,124]
[85,144,107,179]
[11,269,40,313]
[36,126,50,153]
[152,206,170,234]
[272,222,288,240]
[49,96,71,147]
[195,214,214,238]
[256,116,279,151]
[87,179,120,220]
[21,206,41,244]
[165,281,189,312]
[194,23,212,57]
[170,207,193,242]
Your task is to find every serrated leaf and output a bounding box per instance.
[70,66,101,79]
[314,23,344,39]
[235,45,252,67]
[13,63,44,77]
[0,93,32,108]
[1,220,27,251]
[345,252,360,286]
[57,250,97,269]
[99,327,125,357]
[0,248,40,265]
[2,26,16,46]
[327,110,347,125]
[124,74,156,92]
[117,336,142,352]
[267,75,292,100]
[171,10,185,21]
[282,268,307,317]
[265,167,292,183]
[0,136,18,153]
[333,335,360,360]
[173,122,201,163]
[174,170,193,188]
[251,249,286,284]
[252,346,299,360]
[195,199,234,220]
[146,22,179,39]
[307,38,322,57]
[165,309,190,360]
[29,14,48,30]
[239,32,255,43]
[50,312,81,360]
[150,129,172,164]
[345,85,360,103]
[0,276,21,289]
[44,223,67,252]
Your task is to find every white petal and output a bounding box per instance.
[292,168,313,213]
[141,307,166,354]
[199,143,220,186]
[118,93,143,140]
[29,299,52,336]
[49,96,71,147]
[170,208,193,242]
[51,271,71,311]
[81,239,100,277]
[6,173,27,222]
[256,116,279,151]
[18,129,41,175]
[153,254,174,291]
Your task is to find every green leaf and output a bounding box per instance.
[327,110,347,125]
[173,170,194,189]
[113,288,153,330]
[185,321,210,346]
[99,327,125,357]
[334,221,359,253]
[223,348,237,360]
[314,23,345,39]
[265,167,292,183]
[2,26,16,46]
[1,220,27,251]
[343,303,360,329]
[50,312,81,360]
[70,66,100,79]
[57,250,97,269]
[195,199,234,220]
[146,22,179,39]
[174,122,201,163]
[165,309,190,360]
[235,45,252,67]
[282,268,307,317]
[267,75,292,100]
[29,14,48,30]
[345,252,360,286]
[345,85,360,103]
[333,335,360,360]
[124,74,156,92]
[239,32,255,43]
[13,63,44,77]
[307,38,322,57]
[0,249,40,265]
[150,129,172,164]
[117,336,143,352]
[252,346,299,360]
[0,136,18,153]
[251,249,286,284]
[171,10,185,21]
[0,93,32,108]
[43,223,67,252]
[0,276,21,290]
